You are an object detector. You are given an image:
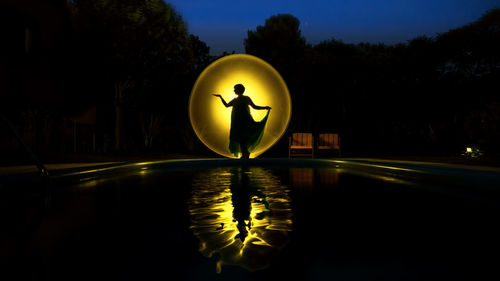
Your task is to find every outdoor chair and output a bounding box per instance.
[289,133,314,158]
[316,133,341,157]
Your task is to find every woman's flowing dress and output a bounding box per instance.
[228,96,269,157]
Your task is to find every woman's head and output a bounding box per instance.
[234,84,245,95]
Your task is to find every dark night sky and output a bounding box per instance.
[168,0,499,55]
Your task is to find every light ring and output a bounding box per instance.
[189,54,291,158]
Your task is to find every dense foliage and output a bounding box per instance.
[1,2,498,161]
[246,10,499,156]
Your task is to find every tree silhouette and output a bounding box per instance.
[72,0,196,150]
[245,14,307,72]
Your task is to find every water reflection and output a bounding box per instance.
[188,167,292,273]
[289,168,340,189]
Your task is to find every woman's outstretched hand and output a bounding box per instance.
[266,106,271,110]
[213,94,221,98]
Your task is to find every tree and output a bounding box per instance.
[187,34,212,72]
[434,8,500,155]
[71,0,194,150]
[245,14,307,72]
[436,8,500,81]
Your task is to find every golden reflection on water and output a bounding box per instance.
[188,167,292,273]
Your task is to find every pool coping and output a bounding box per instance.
[2,158,500,189]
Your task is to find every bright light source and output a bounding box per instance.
[466,147,472,153]
[189,54,291,158]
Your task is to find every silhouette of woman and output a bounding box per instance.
[213,84,271,158]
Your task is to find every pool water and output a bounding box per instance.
[1,159,500,280]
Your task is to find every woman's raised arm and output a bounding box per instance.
[248,97,271,110]
[213,94,233,107]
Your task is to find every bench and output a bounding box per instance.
[316,133,341,157]
[289,133,314,158]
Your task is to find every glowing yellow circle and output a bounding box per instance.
[189,54,291,158]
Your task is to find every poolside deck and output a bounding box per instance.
[2,156,500,177]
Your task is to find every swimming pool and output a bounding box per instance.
[1,158,500,280]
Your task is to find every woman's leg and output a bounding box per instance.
[240,141,250,159]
